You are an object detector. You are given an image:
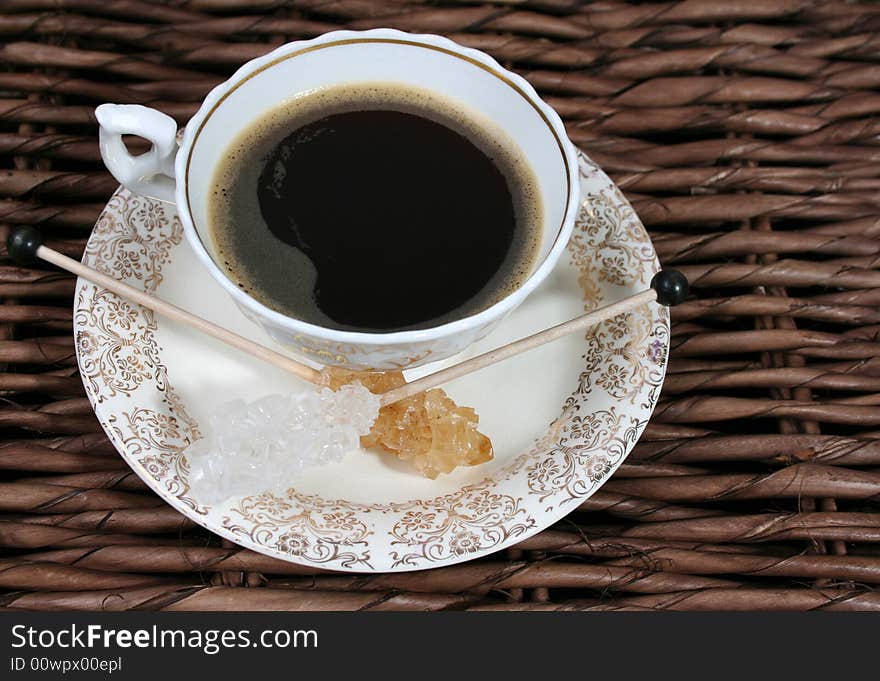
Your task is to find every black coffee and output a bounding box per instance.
[210,83,542,332]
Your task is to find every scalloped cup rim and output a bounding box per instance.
[174,28,581,348]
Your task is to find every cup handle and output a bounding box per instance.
[96,103,178,203]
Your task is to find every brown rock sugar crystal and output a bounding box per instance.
[320,367,493,478]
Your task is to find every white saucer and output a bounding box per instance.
[74,149,668,572]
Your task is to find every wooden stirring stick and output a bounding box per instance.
[379,286,661,406]
[378,267,686,404]
[11,228,323,386]
[8,227,687,407]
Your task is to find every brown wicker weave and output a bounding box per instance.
[1,0,879,612]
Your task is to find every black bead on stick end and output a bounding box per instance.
[7,226,43,266]
[650,269,689,306]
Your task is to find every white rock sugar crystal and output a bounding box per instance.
[185,382,381,505]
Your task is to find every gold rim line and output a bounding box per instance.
[184,37,573,302]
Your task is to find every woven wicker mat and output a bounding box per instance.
[1,0,880,612]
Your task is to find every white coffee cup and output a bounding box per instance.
[97,28,579,371]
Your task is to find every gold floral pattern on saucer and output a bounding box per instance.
[74,150,668,572]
